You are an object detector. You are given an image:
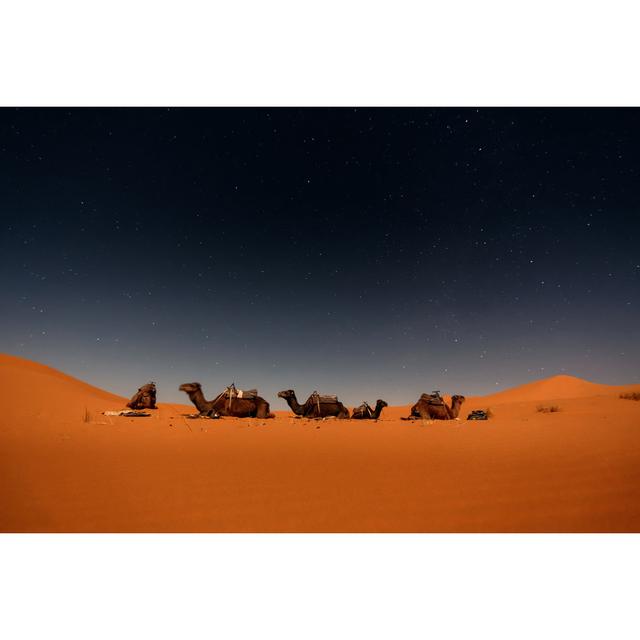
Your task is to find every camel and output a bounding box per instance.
[277,389,350,419]
[351,399,388,420]
[404,392,465,420]
[127,382,157,410]
[179,382,273,418]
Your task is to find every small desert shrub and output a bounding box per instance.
[619,392,640,401]
[536,405,560,413]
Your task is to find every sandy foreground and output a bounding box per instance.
[1,353,639,532]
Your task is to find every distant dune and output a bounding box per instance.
[1,353,639,532]
[478,373,633,404]
[0,353,126,418]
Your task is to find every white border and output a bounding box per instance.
[1,1,640,106]
[1,534,638,639]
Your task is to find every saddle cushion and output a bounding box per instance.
[355,403,373,417]
[127,383,157,409]
[236,388,257,399]
[420,393,445,406]
[312,393,338,403]
[224,387,258,400]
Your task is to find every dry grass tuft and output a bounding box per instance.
[619,392,640,401]
[537,405,560,413]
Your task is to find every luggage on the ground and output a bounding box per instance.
[467,410,488,420]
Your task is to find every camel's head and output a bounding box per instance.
[277,389,295,400]
[376,399,388,408]
[179,382,202,394]
[451,395,466,405]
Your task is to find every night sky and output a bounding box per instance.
[1,108,638,405]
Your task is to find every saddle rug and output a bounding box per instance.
[420,392,445,406]
[224,385,258,400]
[311,392,338,403]
[355,402,373,417]
[127,382,157,409]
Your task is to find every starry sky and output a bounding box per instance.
[1,108,638,405]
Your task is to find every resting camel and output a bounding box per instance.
[179,382,273,418]
[351,399,388,420]
[277,389,350,419]
[405,393,466,420]
[127,382,157,410]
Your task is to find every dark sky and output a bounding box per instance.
[1,108,638,405]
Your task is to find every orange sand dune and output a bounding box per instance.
[477,373,633,404]
[1,354,639,532]
[0,353,127,418]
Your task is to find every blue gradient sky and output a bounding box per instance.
[1,108,638,405]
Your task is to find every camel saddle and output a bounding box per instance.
[355,402,373,418]
[311,391,338,404]
[224,384,258,400]
[420,391,445,406]
[127,382,157,410]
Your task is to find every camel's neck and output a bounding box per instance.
[449,399,462,418]
[188,388,210,413]
[373,402,384,419]
[285,393,304,415]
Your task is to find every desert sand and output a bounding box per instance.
[1,353,639,532]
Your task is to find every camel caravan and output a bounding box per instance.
[122,381,475,422]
